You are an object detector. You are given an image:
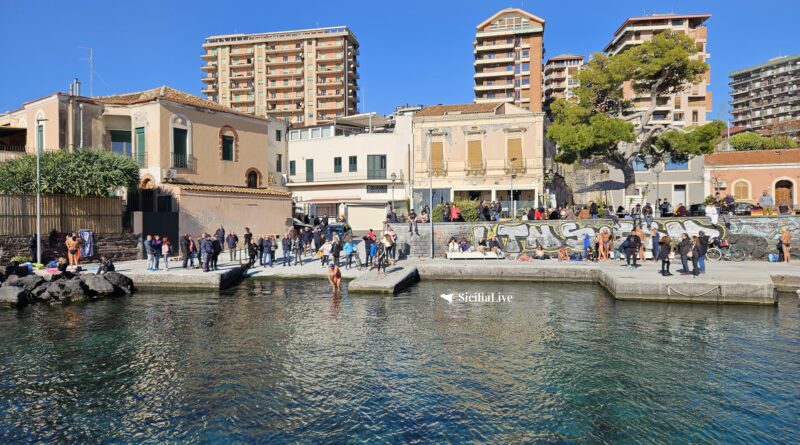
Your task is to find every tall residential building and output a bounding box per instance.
[543,54,584,110]
[201,26,359,127]
[473,8,545,112]
[604,13,712,127]
[729,54,800,140]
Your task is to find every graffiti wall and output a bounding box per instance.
[398,216,800,260]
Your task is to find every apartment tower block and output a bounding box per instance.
[604,13,712,127]
[543,54,584,111]
[473,8,545,112]
[201,27,359,126]
[729,54,800,140]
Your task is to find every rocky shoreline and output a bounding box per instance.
[0,270,135,307]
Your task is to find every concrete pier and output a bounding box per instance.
[111,258,249,290]
[348,266,420,294]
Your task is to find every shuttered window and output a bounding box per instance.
[467,139,482,169]
[507,138,522,169]
[733,181,749,200]
[431,141,444,170]
[221,135,234,161]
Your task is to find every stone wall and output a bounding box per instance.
[397,216,800,260]
[0,233,141,264]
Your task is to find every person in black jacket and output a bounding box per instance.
[589,201,598,219]
[623,230,642,268]
[180,234,191,269]
[293,236,304,266]
[677,233,692,274]
[243,227,253,249]
[329,237,341,267]
[658,236,672,276]
[281,235,292,267]
[247,240,258,267]
[210,236,222,270]
[697,230,709,274]
[691,236,703,277]
[442,204,451,222]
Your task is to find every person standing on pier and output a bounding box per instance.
[650,228,660,263]
[210,236,221,271]
[658,236,672,276]
[215,226,226,253]
[677,233,692,275]
[293,235,304,266]
[226,232,239,262]
[145,235,155,271]
[697,231,710,274]
[200,234,213,273]
[281,235,292,267]
[780,227,792,263]
[690,236,703,278]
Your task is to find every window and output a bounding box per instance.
[348,155,357,172]
[367,154,387,179]
[135,127,146,167]
[467,139,483,170]
[367,185,388,193]
[633,156,647,171]
[221,135,234,161]
[431,141,444,171]
[110,130,132,157]
[334,156,342,173]
[275,129,282,141]
[733,180,750,200]
[692,110,699,124]
[276,154,282,172]
[665,159,688,170]
[506,138,522,169]
[305,159,314,182]
[289,160,296,176]
[172,128,188,168]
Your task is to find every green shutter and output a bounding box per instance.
[173,128,188,168]
[334,157,342,173]
[306,159,314,182]
[349,156,357,172]
[135,127,146,167]
[222,135,234,161]
[289,160,296,176]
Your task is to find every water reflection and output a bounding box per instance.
[0,280,798,443]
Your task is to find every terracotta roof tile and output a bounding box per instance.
[93,86,271,122]
[705,148,800,166]
[173,183,291,197]
[415,103,501,117]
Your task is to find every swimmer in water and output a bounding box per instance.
[328,261,341,292]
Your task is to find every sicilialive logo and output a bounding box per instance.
[440,292,513,303]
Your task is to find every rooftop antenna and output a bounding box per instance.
[78,46,93,97]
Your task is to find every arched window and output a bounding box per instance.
[245,168,262,188]
[170,114,192,169]
[219,125,239,162]
[733,180,750,201]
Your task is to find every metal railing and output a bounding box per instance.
[465,160,486,176]
[172,153,194,170]
[288,169,404,184]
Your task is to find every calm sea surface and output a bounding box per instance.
[1,279,798,444]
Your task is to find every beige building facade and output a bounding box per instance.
[0,86,292,237]
[286,112,414,231]
[604,13,712,128]
[201,27,359,127]
[412,103,561,215]
[473,8,545,112]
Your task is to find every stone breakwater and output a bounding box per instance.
[0,270,134,308]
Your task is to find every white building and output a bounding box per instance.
[286,110,415,231]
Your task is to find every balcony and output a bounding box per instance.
[474,42,515,53]
[230,72,254,80]
[230,62,253,69]
[171,153,195,170]
[504,157,526,174]
[465,160,486,176]
[0,146,28,163]
[474,82,514,91]
[318,102,344,111]
[266,96,303,102]
[201,86,217,94]
[266,45,302,54]
[474,56,515,66]
[317,66,343,73]
[230,96,255,104]
[474,70,514,79]
[201,75,217,83]
[229,84,253,92]
[200,52,217,60]
[287,169,404,185]
[201,64,217,71]
[268,58,303,66]
[475,96,513,104]
[415,160,448,177]
[267,71,302,78]
[270,82,303,90]
[230,48,254,56]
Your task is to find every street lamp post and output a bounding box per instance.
[35,118,47,265]
[645,153,664,216]
[509,157,518,221]
[390,172,397,214]
[427,129,434,259]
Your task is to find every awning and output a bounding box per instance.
[576,180,625,193]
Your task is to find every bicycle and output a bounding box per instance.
[706,239,746,262]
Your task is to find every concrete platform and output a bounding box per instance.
[411,258,800,305]
[348,266,420,294]
[110,258,249,290]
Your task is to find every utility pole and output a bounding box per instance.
[79,47,93,97]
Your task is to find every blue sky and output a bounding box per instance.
[3,0,798,121]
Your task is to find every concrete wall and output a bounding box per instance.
[173,188,291,239]
[398,216,800,260]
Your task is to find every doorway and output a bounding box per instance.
[673,184,687,206]
[775,180,794,206]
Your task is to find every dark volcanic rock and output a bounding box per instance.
[80,275,116,297]
[44,277,88,302]
[10,275,46,292]
[2,275,20,288]
[102,272,134,295]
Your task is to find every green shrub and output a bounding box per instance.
[762,135,797,150]
[0,148,140,196]
[9,256,32,264]
[432,199,481,222]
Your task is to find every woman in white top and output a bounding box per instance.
[705,203,719,226]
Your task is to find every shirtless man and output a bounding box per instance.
[780,227,792,263]
[328,262,342,291]
[598,228,612,260]
[633,225,646,261]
